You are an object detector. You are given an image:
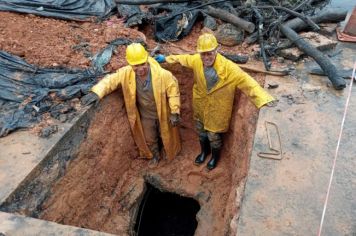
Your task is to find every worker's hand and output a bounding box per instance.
[81,92,99,106]
[155,54,166,63]
[169,113,181,127]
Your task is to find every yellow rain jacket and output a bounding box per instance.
[166,53,274,133]
[91,57,181,159]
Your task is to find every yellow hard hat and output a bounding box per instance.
[196,33,218,53]
[126,43,148,65]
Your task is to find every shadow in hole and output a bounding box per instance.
[135,183,200,236]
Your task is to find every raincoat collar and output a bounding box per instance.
[206,53,227,94]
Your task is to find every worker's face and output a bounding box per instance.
[200,49,217,67]
[132,62,149,78]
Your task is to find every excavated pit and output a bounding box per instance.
[0,63,264,235]
[134,183,200,236]
[0,10,267,236]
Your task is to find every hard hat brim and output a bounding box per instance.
[127,55,148,66]
[197,46,217,53]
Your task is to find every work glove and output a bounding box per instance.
[81,92,100,106]
[169,113,181,127]
[155,54,166,63]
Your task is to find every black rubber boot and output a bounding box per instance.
[148,155,160,168]
[194,138,211,165]
[148,145,160,168]
[207,147,221,170]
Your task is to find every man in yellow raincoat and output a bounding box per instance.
[82,43,181,165]
[155,33,275,170]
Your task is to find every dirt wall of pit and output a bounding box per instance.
[36,65,262,235]
[0,108,93,216]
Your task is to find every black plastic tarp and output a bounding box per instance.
[91,37,140,72]
[117,4,150,27]
[0,37,138,137]
[153,1,232,42]
[154,3,202,42]
[0,50,101,137]
[0,0,116,21]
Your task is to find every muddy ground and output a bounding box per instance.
[0,12,268,235]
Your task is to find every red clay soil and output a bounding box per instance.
[39,65,262,236]
[1,12,265,236]
[0,12,145,70]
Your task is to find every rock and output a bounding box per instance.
[319,23,338,36]
[203,14,217,31]
[267,83,279,89]
[79,58,89,66]
[279,32,337,60]
[279,47,302,61]
[244,0,256,6]
[302,83,322,92]
[61,57,70,64]
[12,49,26,57]
[277,57,284,63]
[59,114,68,123]
[300,32,337,51]
[39,125,58,138]
[196,191,211,202]
[215,23,244,46]
[278,39,293,48]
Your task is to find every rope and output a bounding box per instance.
[317,61,356,236]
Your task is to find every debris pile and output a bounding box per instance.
[116,0,347,88]
[0,0,351,138]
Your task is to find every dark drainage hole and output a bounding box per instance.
[135,183,200,236]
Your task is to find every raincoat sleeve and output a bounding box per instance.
[166,75,180,114]
[91,70,122,99]
[165,54,195,69]
[229,62,275,108]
